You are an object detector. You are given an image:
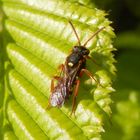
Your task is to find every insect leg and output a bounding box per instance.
[71,80,80,116]
[58,64,64,71]
[51,78,55,92]
[80,69,103,87]
[58,64,64,76]
[86,56,100,67]
[50,76,61,92]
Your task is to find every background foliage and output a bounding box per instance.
[95,0,140,140]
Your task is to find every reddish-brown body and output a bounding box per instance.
[48,21,105,114]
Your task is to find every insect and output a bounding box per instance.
[47,21,105,115]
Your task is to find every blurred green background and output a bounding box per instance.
[92,0,140,139]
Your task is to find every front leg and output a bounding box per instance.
[86,56,100,68]
[79,69,103,87]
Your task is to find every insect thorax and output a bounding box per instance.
[67,46,89,67]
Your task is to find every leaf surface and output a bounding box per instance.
[1,0,115,139]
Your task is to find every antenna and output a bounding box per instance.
[69,21,81,46]
[83,27,105,47]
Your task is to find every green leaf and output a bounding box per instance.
[1,0,115,139]
[64,0,96,8]
[0,6,4,139]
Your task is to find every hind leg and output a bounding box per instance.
[71,80,80,116]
